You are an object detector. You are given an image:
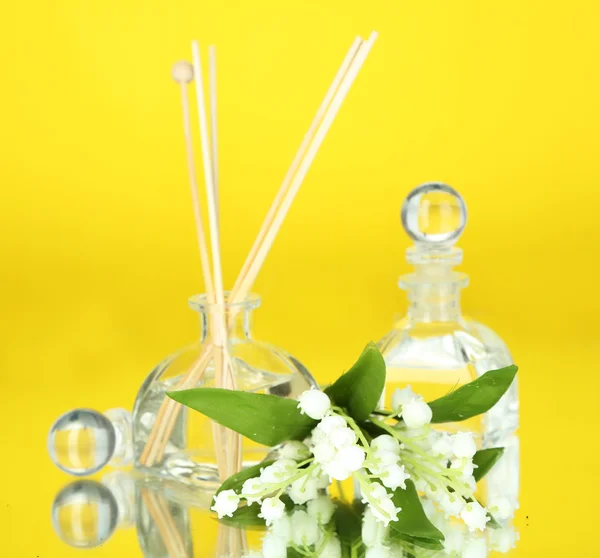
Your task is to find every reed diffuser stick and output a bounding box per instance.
[229,36,363,304]
[231,32,378,303]
[140,61,216,466]
[141,33,377,472]
[209,45,220,232]
[192,40,238,478]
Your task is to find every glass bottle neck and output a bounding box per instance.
[198,306,254,341]
[405,283,462,322]
[189,293,261,343]
[399,265,467,323]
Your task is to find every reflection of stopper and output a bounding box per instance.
[401,183,467,266]
[52,480,119,548]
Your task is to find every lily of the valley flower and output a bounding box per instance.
[297,387,331,420]
[211,489,240,518]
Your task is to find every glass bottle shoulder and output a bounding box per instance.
[378,316,512,375]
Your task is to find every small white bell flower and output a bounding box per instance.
[489,496,518,521]
[461,501,490,532]
[280,441,311,461]
[439,493,466,518]
[259,497,286,525]
[260,459,297,484]
[241,477,265,504]
[337,444,366,472]
[380,463,410,491]
[371,435,400,454]
[451,457,477,481]
[329,426,357,449]
[312,441,336,464]
[313,467,331,489]
[269,514,292,543]
[451,432,477,459]
[324,459,351,481]
[431,432,453,459]
[262,531,287,558]
[290,510,320,547]
[424,483,443,503]
[288,476,319,505]
[307,495,335,525]
[461,536,488,558]
[297,388,331,420]
[488,527,519,552]
[317,415,347,434]
[319,535,342,558]
[401,398,433,429]
[391,385,417,411]
[363,483,402,526]
[361,508,390,547]
[369,449,400,475]
[211,489,240,518]
[365,546,391,558]
[442,521,466,554]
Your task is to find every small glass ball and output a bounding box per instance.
[48,409,116,476]
[52,480,119,548]
[401,182,467,245]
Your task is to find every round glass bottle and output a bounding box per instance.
[132,292,316,489]
[376,183,519,518]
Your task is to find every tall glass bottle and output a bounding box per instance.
[377,183,519,517]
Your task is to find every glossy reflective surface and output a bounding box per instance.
[45,471,520,557]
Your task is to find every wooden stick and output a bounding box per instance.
[231,32,377,303]
[229,36,363,304]
[145,347,213,465]
[140,62,216,467]
[209,46,220,234]
[141,489,187,557]
[192,41,235,478]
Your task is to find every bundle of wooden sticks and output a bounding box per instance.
[139,32,378,480]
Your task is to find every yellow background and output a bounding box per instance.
[1,0,599,555]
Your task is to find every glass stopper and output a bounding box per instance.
[401,182,467,246]
[48,409,116,476]
[52,480,119,548]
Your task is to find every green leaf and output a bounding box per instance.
[216,460,275,495]
[487,512,501,529]
[390,480,444,542]
[325,343,386,422]
[333,500,366,557]
[217,503,266,529]
[167,388,316,446]
[428,365,518,423]
[333,500,363,544]
[472,447,504,483]
[394,534,445,551]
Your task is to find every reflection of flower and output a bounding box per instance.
[240,495,518,557]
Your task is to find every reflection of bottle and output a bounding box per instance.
[376,183,519,511]
[51,473,194,557]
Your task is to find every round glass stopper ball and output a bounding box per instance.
[48,409,116,476]
[52,480,119,548]
[401,182,467,246]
